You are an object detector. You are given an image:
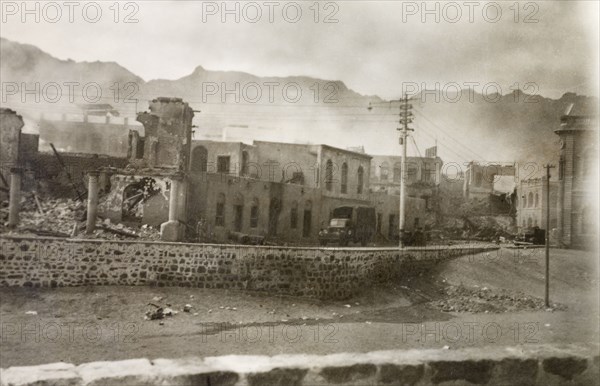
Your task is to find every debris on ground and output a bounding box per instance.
[183,304,192,312]
[431,284,567,313]
[25,310,38,315]
[1,196,160,241]
[145,301,180,320]
[145,307,164,320]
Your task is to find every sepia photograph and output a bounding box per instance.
[0,1,598,385]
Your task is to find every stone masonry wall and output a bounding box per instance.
[0,236,495,299]
[1,344,598,386]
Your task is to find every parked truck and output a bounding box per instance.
[318,206,376,246]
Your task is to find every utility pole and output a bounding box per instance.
[398,94,414,248]
[368,94,414,248]
[544,164,555,308]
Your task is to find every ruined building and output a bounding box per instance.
[3,98,427,245]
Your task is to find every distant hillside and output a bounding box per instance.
[1,37,596,172]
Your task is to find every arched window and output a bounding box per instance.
[535,192,539,208]
[250,198,259,228]
[341,162,348,194]
[302,200,312,237]
[233,193,244,232]
[215,193,226,226]
[325,159,333,191]
[380,161,390,181]
[522,219,526,227]
[241,150,249,176]
[268,198,281,236]
[527,217,532,227]
[534,219,538,227]
[357,166,364,194]
[191,146,208,172]
[528,192,534,208]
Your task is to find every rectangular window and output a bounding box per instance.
[290,208,298,229]
[215,203,225,226]
[217,156,230,174]
[250,206,259,228]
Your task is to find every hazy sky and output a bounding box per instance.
[1,0,598,99]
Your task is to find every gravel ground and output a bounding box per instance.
[0,247,597,367]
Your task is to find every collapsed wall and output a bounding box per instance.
[0,236,495,299]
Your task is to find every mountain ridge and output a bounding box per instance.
[1,37,597,168]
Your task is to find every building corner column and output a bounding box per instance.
[7,167,23,228]
[160,175,183,241]
[86,171,100,234]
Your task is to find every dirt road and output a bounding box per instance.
[1,247,598,367]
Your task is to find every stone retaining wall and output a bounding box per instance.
[0,236,496,299]
[1,344,598,385]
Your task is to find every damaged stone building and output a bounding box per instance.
[1,108,127,203]
[100,97,427,244]
[462,162,517,200]
[516,177,558,230]
[3,98,427,245]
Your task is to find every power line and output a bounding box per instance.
[412,107,488,162]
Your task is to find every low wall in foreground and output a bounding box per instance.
[1,344,598,386]
[0,236,496,299]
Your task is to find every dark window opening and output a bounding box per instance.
[341,162,348,194]
[241,151,249,176]
[233,205,243,232]
[215,203,225,226]
[325,159,333,191]
[136,138,145,159]
[357,166,364,194]
[191,146,208,172]
[250,202,259,228]
[302,210,312,237]
[388,214,395,239]
[217,156,230,174]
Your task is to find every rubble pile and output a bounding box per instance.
[1,197,84,237]
[1,196,160,241]
[431,284,566,313]
[434,215,517,242]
